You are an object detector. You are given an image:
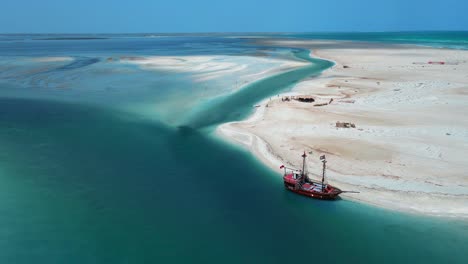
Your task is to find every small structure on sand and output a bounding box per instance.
[294,95,315,103]
[428,61,446,65]
[413,61,458,65]
[336,122,356,128]
[314,103,328,107]
[313,98,334,107]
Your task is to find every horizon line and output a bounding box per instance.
[1,30,468,35]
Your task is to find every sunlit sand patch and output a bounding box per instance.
[304,136,393,161]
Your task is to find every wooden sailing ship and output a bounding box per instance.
[281,152,343,200]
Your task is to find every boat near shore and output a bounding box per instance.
[281,152,345,200]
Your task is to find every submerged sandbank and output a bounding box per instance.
[218,40,468,218]
[121,55,307,83]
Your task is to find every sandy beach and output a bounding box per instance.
[218,40,468,218]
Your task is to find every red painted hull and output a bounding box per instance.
[284,183,341,200]
[283,173,342,200]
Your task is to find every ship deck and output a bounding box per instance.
[301,182,327,193]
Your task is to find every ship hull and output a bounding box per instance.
[284,183,341,200]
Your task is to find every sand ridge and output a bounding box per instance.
[121,55,307,83]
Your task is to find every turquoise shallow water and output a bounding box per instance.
[0,34,467,263]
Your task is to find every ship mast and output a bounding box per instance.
[301,151,307,183]
[320,155,326,192]
[301,152,306,175]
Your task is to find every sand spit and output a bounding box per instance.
[218,40,468,218]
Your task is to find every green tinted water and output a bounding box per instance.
[0,97,466,263]
[0,36,466,263]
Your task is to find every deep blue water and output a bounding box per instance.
[0,34,467,263]
[279,31,468,49]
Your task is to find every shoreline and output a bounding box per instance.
[217,40,468,219]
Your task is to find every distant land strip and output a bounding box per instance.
[36,37,108,40]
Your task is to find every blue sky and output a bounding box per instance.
[1,0,467,33]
